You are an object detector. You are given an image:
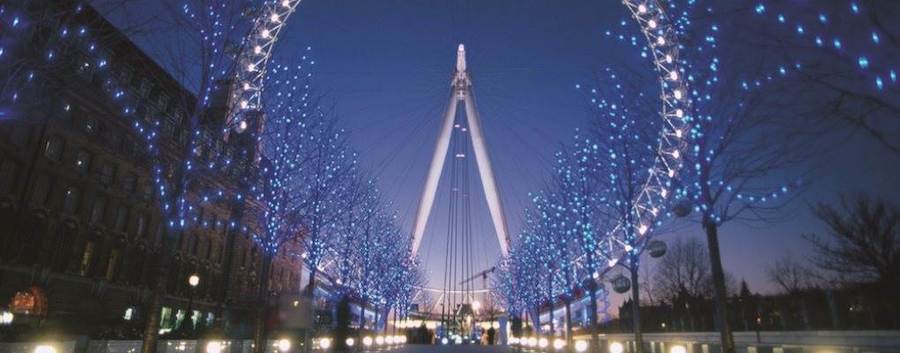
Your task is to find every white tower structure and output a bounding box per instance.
[410,44,510,257]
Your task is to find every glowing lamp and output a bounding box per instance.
[276,339,291,352]
[575,340,589,353]
[205,342,223,353]
[317,338,331,350]
[539,338,549,348]
[610,341,625,353]
[188,274,200,287]
[553,338,566,350]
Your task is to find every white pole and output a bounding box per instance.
[410,92,459,255]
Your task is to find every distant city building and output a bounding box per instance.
[610,282,897,333]
[526,280,897,336]
[0,0,302,336]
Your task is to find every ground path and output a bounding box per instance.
[387,344,514,353]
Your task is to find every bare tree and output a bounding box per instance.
[652,237,711,302]
[743,1,900,155]
[575,66,662,353]
[806,195,899,288]
[766,255,817,295]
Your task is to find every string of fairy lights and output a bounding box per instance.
[6,0,883,329]
[224,0,693,322]
[752,1,896,92]
[3,0,419,321]
[496,0,839,326]
[496,0,693,319]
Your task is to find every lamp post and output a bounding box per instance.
[186,274,200,332]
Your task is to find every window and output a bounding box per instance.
[123,307,134,321]
[63,187,81,214]
[136,213,148,238]
[43,136,64,161]
[105,249,119,280]
[99,162,116,186]
[83,118,97,134]
[210,243,218,262]
[114,207,129,233]
[194,238,203,258]
[74,150,92,173]
[89,196,106,224]
[79,241,95,276]
[141,183,152,201]
[0,159,18,194]
[160,307,174,331]
[190,235,198,255]
[155,224,164,244]
[122,173,137,194]
[30,175,51,207]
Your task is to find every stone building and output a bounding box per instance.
[0,0,302,337]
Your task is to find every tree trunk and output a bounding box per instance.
[530,308,542,334]
[703,220,735,353]
[306,267,318,298]
[588,280,600,353]
[215,204,244,327]
[548,301,554,337]
[7,121,48,263]
[252,254,274,353]
[358,300,367,330]
[374,306,380,332]
[826,290,840,329]
[141,230,177,353]
[630,260,643,353]
[564,298,573,344]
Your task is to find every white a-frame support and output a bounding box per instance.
[411,44,510,257]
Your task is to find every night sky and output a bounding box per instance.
[103,0,900,313]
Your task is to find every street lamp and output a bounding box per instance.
[186,274,200,331]
[277,338,291,352]
[574,340,589,353]
[610,342,625,353]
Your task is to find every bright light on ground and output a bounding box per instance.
[575,340,589,352]
[610,341,625,353]
[277,339,291,352]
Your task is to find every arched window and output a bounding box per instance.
[79,241,95,276]
[114,207,129,232]
[136,213,147,238]
[105,248,120,281]
[89,196,106,224]
[43,136,64,161]
[29,175,51,207]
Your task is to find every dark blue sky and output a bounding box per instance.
[103,0,900,311]
[274,0,636,292]
[275,0,900,303]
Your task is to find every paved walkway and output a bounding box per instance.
[388,344,514,353]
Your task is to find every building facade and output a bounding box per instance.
[0,0,302,337]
